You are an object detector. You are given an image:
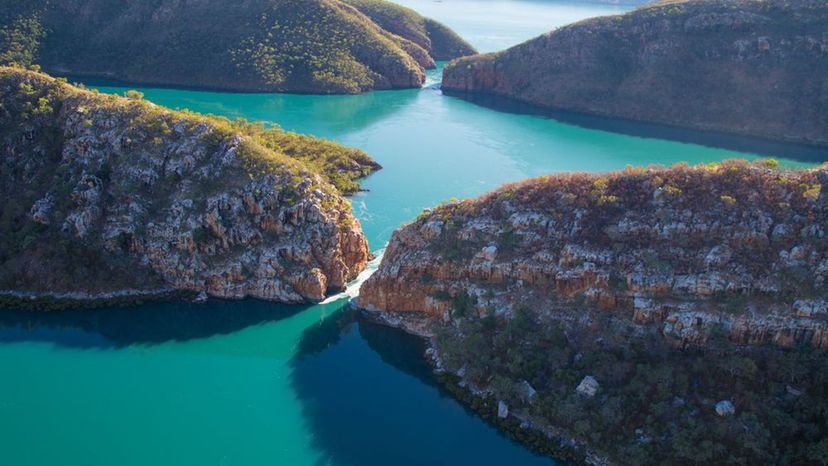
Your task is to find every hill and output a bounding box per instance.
[0,67,378,307]
[359,160,828,464]
[0,0,476,94]
[443,0,828,146]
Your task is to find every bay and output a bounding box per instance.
[1,2,824,466]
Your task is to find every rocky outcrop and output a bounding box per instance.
[443,0,828,146]
[360,161,828,349]
[576,376,600,398]
[0,68,374,304]
[1,0,474,94]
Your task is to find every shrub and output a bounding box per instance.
[124,90,144,100]
[802,184,821,201]
[759,159,779,169]
[664,185,683,197]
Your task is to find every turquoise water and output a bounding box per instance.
[2,2,826,466]
[86,66,819,245]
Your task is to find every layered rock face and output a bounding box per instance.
[443,0,828,146]
[360,161,828,349]
[0,0,475,94]
[0,68,373,303]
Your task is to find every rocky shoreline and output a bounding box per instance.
[0,288,182,311]
[356,303,614,466]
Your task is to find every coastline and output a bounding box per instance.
[0,288,182,311]
[440,88,828,163]
[51,70,425,96]
[355,301,613,466]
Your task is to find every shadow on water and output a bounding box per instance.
[66,75,423,139]
[0,299,310,349]
[294,307,434,385]
[290,307,555,466]
[442,90,828,164]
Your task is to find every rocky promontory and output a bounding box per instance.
[361,161,827,348]
[359,161,828,464]
[443,0,828,146]
[0,0,476,94]
[0,67,377,306]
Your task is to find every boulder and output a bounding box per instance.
[521,380,537,401]
[576,376,600,398]
[497,400,509,419]
[715,400,735,416]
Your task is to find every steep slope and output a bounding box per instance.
[443,0,828,146]
[343,0,476,61]
[358,161,828,464]
[362,161,827,346]
[0,0,474,94]
[0,67,377,306]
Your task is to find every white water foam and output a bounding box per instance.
[320,247,385,304]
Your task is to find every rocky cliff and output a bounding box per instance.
[443,0,828,146]
[0,67,376,305]
[0,0,475,94]
[361,161,827,348]
[358,161,828,465]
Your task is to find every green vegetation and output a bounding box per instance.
[222,119,381,195]
[0,0,473,94]
[0,2,44,67]
[231,0,420,93]
[0,14,43,67]
[342,0,476,60]
[435,309,828,465]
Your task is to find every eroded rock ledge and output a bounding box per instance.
[360,161,827,349]
[1,68,374,305]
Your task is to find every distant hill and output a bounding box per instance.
[342,0,476,60]
[0,0,476,94]
[443,0,828,146]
